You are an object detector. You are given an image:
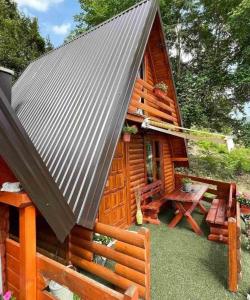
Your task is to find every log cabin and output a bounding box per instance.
[0,0,241,299]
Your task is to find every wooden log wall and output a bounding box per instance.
[6,239,138,300]
[162,138,175,193]
[69,223,151,300]
[127,133,146,223]
[6,238,20,298]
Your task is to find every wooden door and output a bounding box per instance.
[98,140,128,227]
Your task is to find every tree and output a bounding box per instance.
[68,0,250,134]
[0,0,48,79]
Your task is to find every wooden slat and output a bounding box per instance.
[215,199,226,225]
[70,236,145,273]
[133,88,175,113]
[115,241,145,261]
[115,264,145,286]
[206,199,219,224]
[37,253,126,300]
[130,99,174,122]
[94,223,145,248]
[71,255,145,298]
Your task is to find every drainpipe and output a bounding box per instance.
[0,67,14,104]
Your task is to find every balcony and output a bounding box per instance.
[127,78,179,125]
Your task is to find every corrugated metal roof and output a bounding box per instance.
[12,0,158,229]
[0,87,75,242]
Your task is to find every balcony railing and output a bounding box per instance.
[128,78,178,125]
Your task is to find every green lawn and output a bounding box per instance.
[131,206,250,300]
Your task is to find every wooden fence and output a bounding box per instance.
[228,202,242,292]
[69,222,151,300]
[6,238,139,300]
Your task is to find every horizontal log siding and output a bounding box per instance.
[128,134,146,223]
[162,138,175,193]
[6,239,20,299]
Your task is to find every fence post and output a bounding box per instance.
[228,217,238,292]
[138,228,150,300]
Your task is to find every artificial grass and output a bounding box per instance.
[131,206,250,300]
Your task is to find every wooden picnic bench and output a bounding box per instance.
[137,180,167,225]
[206,183,236,243]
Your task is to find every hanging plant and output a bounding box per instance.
[153,81,168,99]
[122,124,138,142]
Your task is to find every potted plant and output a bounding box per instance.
[153,81,168,99]
[93,234,114,266]
[182,177,192,193]
[237,192,250,215]
[122,124,138,142]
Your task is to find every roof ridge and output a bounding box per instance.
[32,0,152,63]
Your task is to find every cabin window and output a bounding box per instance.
[145,139,162,183]
[136,59,145,115]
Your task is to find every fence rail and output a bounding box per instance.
[6,237,140,300]
[69,222,151,300]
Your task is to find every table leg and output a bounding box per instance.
[185,213,203,235]
[198,202,207,215]
[168,211,183,228]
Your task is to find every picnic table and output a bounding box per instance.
[165,184,209,235]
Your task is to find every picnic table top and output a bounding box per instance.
[164,184,209,203]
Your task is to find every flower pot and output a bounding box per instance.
[153,88,167,99]
[240,205,250,215]
[183,183,192,193]
[94,240,114,266]
[49,281,73,300]
[123,132,131,142]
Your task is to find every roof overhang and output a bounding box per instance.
[0,87,75,242]
[142,118,234,152]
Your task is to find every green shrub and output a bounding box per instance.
[187,140,250,180]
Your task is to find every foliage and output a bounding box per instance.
[68,0,250,137]
[0,0,49,79]
[181,177,192,184]
[237,192,250,207]
[236,122,250,147]
[187,139,250,180]
[154,81,168,93]
[0,291,16,300]
[93,233,112,246]
[122,124,138,134]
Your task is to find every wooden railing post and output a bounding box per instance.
[138,228,150,300]
[228,217,238,292]
[19,205,36,300]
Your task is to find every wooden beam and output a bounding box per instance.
[0,192,32,207]
[171,157,188,162]
[19,205,36,300]
[37,253,126,300]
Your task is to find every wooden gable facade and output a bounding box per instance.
[98,15,188,227]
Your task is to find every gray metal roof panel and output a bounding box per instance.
[0,88,75,242]
[12,0,158,229]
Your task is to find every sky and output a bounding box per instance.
[15,0,81,47]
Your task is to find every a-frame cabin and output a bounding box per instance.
[98,15,188,227]
[0,1,242,299]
